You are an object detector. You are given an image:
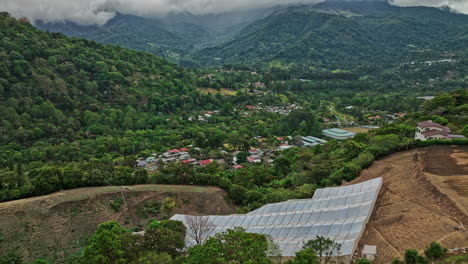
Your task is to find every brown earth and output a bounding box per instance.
[0,185,235,263]
[350,145,468,264]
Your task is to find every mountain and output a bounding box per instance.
[0,12,220,148]
[191,1,468,73]
[35,7,283,64]
[36,14,200,63]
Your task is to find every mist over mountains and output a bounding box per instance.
[1,0,467,26]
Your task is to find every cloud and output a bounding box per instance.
[390,0,468,14]
[0,0,467,25]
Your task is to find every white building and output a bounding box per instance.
[415,120,451,140]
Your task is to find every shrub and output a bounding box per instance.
[424,242,447,260]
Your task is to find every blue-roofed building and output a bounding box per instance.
[322,128,355,140]
[301,136,327,147]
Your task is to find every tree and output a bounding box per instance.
[289,248,320,264]
[185,228,272,264]
[404,249,419,264]
[424,242,446,261]
[186,215,215,245]
[134,252,172,264]
[356,258,371,264]
[303,236,341,264]
[143,220,186,258]
[30,167,64,195]
[161,197,176,215]
[0,252,23,264]
[81,221,128,264]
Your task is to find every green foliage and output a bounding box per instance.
[136,201,161,219]
[303,236,341,261]
[31,260,49,264]
[161,197,176,214]
[184,228,272,264]
[356,258,372,264]
[110,197,124,212]
[81,221,128,264]
[134,252,173,264]
[143,223,186,257]
[0,252,23,264]
[424,242,447,260]
[287,248,320,264]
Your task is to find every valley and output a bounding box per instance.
[0,1,467,263]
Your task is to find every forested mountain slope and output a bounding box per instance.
[192,2,468,75]
[0,12,223,171]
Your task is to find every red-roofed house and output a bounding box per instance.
[180,148,189,152]
[246,157,255,163]
[368,115,381,120]
[277,137,284,141]
[232,165,244,170]
[181,158,196,164]
[246,105,255,110]
[199,159,213,166]
[168,149,180,153]
[415,120,451,140]
[206,111,215,114]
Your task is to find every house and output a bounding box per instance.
[136,160,147,167]
[368,115,381,121]
[200,159,213,166]
[249,149,263,155]
[415,120,452,140]
[277,144,294,151]
[246,157,255,163]
[232,165,244,170]
[245,105,256,110]
[301,136,327,147]
[182,158,196,164]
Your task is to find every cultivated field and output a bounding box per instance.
[350,145,468,263]
[0,185,235,262]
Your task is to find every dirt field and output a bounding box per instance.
[341,127,371,134]
[350,145,468,263]
[197,87,238,95]
[0,185,235,262]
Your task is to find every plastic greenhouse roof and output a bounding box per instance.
[170,177,383,257]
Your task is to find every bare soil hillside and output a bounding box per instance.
[351,145,468,263]
[0,185,235,262]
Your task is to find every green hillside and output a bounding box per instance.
[191,3,468,79]
[0,12,224,202]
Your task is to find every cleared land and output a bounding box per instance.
[197,87,238,95]
[350,145,468,263]
[0,185,235,262]
[341,127,371,134]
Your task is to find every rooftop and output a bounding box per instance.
[322,128,355,138]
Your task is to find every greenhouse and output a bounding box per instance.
[171,177,383,258]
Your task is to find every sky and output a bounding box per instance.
[1,0,467,25]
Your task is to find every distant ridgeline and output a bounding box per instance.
[34,1,468,79]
